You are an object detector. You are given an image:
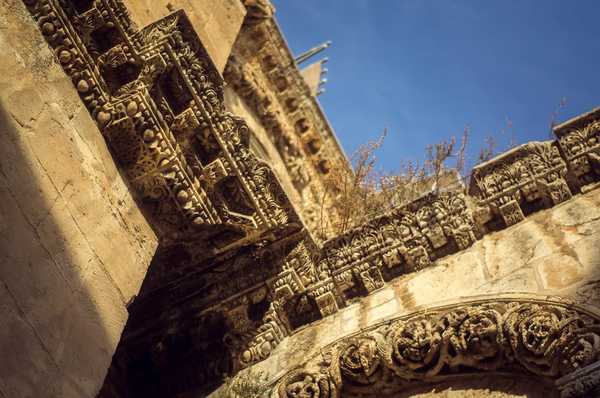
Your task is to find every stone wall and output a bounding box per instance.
[216,189,600,397]
[0,2,157,397]
[7,0,599,397]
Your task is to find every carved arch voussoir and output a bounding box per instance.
[270,297,600,398]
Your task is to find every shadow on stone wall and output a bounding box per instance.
[0,93,121,397]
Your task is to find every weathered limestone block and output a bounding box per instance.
[122,0,246,73]
[0,1,158,397]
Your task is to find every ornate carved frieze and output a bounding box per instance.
[317,190,477,306]
[271,299,600,398]
[23,0,300,253]
[554,108,600,192]
[224,12,350,239]
[225,56,312,191]
[26,1,600,395]
[469,141,572,229]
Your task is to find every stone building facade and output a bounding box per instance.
[0,1,599,398]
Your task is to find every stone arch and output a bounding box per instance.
[268,296,600,398]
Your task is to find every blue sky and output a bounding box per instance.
[272,0,600,173]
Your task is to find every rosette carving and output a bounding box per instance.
[559,327,600,375]
[504,304,572,376]
[386,318,444,379]
[445,307,504,370]
[271,299,600,398]
[338,336,382,385]
[278,371,333,398]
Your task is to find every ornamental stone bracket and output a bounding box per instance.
[22,0,302,258]
[312,190,478,313]
[268,297,600,398]
[554,107,600,193]
[469,141,572,230]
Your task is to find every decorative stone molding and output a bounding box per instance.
[314,190,477,305]
[24,0,600,394]
[225,55,314,194]
[22,0,300,254]
[270,298,600,398]
[224,12,350,238]
[469,141,572,229]
[554,107,600,192]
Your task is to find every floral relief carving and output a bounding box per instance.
[555,116,600,190]
[273,299,600,398]
[23,0,299,250]
[23,0,600,390]
[278,370,334,398]
[338,336,383,385]
[470,141,572,229]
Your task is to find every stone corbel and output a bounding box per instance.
[354,262,384,294]
[554,114,600,190]
[268,268,305,302]
[498,198,525,227]
[308,280,339,317]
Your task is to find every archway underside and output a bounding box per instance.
[266,296,600,398]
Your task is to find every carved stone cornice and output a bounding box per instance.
[553,107,600,192]
[224,14,350,238]
[469,141,572,229]
[310,190,477,313]
[23,0,300,256]
[270,298,600,398]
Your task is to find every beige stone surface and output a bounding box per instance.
[122,0,246,73]
[300,61,323,96]
[233,188,600,390]
[0,2,157,397]
[390,376,557,397]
